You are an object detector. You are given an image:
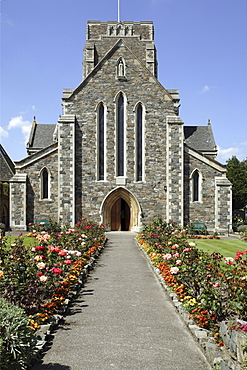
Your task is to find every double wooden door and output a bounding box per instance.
[111,198,130,231]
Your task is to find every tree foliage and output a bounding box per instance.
[226,156,247,210]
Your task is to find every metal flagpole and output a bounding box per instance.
[118,0,120,22]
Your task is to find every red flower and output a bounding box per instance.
[35,245,46,251]
[236,251,244,257]
[51,267,63,275]
[64,259,72,265]
[58,250,67,256]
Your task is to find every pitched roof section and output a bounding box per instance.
[0,144,15,181]
[26,120,57,155]
[63,38,176,106]
[184,123,217,154]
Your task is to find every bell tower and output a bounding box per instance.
[83,21,158,79]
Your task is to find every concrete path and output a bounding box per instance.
[32,232,212,370]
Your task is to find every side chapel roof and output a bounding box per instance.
[184,122,217,153]
[26,119,57,155]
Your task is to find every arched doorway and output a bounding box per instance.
[101,187,141,231]
[111,198,130,231]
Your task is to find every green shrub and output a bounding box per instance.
[238,224,247,232]
[0,298,37,369]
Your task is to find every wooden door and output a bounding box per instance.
[111,198,130,231]
[111,198,121,230]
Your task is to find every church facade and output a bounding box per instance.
[9,21,232,233]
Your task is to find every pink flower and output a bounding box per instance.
[241,324,247,332]
[213,282,220,288]
[206,274,212,278]
[176,260,182,265]
[55,246,61,252]
[173,252,180,258]
[51,267,63,275]
[163,253,172,260]
[183,248,191,253]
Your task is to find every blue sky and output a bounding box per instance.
[1,0,247,163]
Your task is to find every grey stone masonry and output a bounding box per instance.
[9,174,27,230]
[215,176,232,233]
[84,21,157,79]
[58,115,76,226]
[166,116,184,225]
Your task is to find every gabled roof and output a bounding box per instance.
[63,38,175,102]
[0,144,15,181]
[184,123,217,152]
[26,120,56,155]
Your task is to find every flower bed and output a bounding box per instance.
[136,218,247,370]
[0,219,106,369]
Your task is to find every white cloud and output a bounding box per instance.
[8,115,32,143]
[200,85,210,94]
[0,126,9,141]
[198,85,216,94]
[217,145,247,163]
[0,12,14,26]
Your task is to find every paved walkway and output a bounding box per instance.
[32,232,211,370]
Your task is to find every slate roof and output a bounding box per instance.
[0,144,15,181]
[27,121,56,155]
[26,121,217,156]
[183,123,217,152]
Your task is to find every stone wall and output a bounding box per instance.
[10,147,59,228]
[65,37,178,227]
[57,115,76,226]
[84,21,157,79]
[9,174,27,230]
[166,116,184,225]
[184,149,231,232]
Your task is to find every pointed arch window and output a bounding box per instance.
[98,103,105,181]
[136,104,143,181]
[117,93,125,177]
[192,170,200,202]
[41,168,49,199]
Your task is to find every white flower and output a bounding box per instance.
[189,242,195,247]
[170,267,179,274]
[40,275,48,282]
[163,253,172,260]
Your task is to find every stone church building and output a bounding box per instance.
[9,21,232,233]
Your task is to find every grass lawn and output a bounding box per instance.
[3,236,37,248]
[190,238,247,258]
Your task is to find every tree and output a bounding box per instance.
[226,156,247,211]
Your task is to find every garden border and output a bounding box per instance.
[136,239,246,370]
[32,240,106,365]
